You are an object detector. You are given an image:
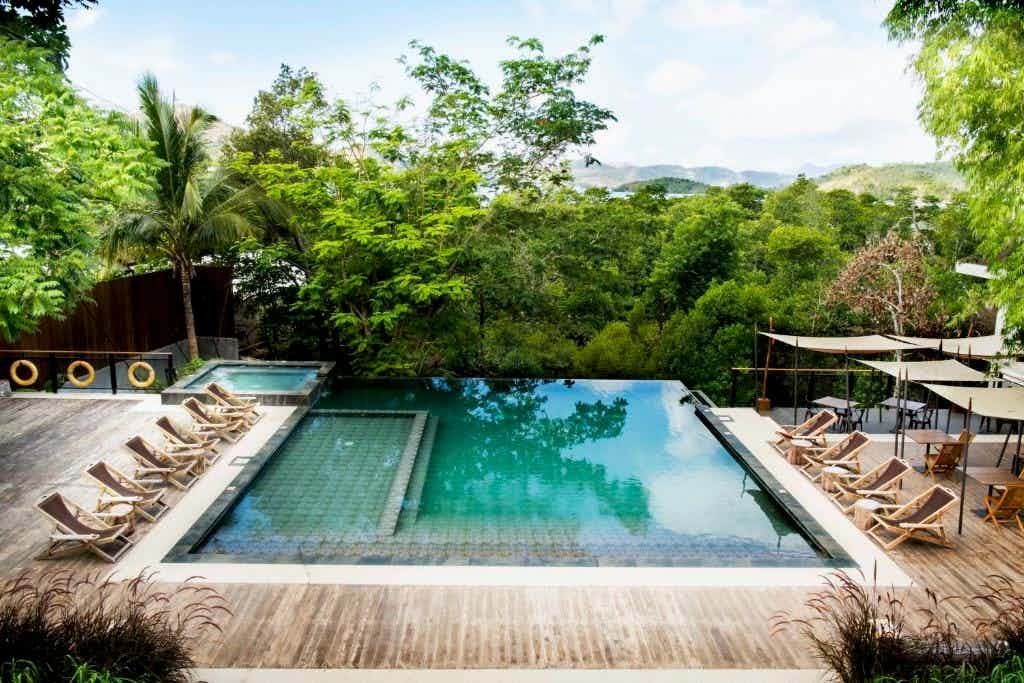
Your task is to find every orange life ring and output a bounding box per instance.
[127,361,156,388]
[66,360,96,388]
[10,359,39,387]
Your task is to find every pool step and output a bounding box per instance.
[395,415,438,529]
[376,411,429,537]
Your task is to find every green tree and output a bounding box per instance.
[660,280,769,403]
[403,35,616,190]
[0,0,95,68]
[646,194,743,320]
[887,1,1024,329]
[104,74,277,359]
[0,39,153,341]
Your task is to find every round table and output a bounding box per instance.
[853,499,882,530]
[104,502,136,535]
[820,466,848,493]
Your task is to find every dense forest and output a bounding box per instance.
[4,0,1021,405]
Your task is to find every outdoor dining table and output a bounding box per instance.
[966,467,1024,497]
[905,429,957,456]
[881,396,928,432]
[812,395,858,412]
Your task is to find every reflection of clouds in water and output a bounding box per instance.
[585,379,637,397]
[648,382,786,542]
[648,471,779,541]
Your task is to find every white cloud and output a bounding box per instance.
[662,0,765,30]
[644,59,705,95]
[66,7,105,32]
[209,51,237,65]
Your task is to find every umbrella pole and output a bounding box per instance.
[844,350,851,428]
[893,371,901,459]
[958,398,973,535]
[1011,421,1019,475]
[899,368,909,461]
[793,339,800,426]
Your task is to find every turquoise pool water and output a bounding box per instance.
[192,378,832,566]
[184,364,316,392]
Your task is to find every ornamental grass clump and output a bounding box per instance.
[0,569,230,682]
[771,569,1024,682]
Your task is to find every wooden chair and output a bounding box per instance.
[182,398,246,444]
[155,416,221,466]
[798,431,871,482]
[774,411,837,452]
[84,460,169,523]
[832,457,911,512]
[123,436,200,490]
[983,485,1024,532]
[36,492,133,563]
[867,485,958,550]
[205,382,262,424]
[924,430,974,477]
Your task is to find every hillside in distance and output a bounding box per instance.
[573,160,963,198]
[613,177,710,194]
[815,162,963,199]
[572,161,795,189]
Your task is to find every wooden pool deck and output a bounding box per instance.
[3,396,1024,670]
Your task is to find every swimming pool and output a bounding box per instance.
[171,378,850,567]
[162,360,334,406]
[184,365,316,392]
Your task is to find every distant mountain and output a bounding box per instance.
[572,160,964,198]
[613,177,710,195]
[814,162,963,200]
[571,161,795,190]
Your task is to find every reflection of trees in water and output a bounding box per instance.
[410,378,649,535]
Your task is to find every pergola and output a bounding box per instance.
[919,384,1024,533]
[758,333,921,424]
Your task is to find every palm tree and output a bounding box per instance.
[105,74,275,360]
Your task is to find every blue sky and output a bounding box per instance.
[65,0,937,173]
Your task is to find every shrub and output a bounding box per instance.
[773,570,1024,683]
[0,570,230,682]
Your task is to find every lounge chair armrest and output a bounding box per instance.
[834,471,861,479]
[856,488,896,496]
[135,465,174,474]
[873,503,902,510]
[822,459,856,467]
[99,495,142,504]
[899,522,943,530]
[50,532,99,541]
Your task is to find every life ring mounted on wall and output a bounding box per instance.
[127,361,156,388]
[66,360,96,388]
[9,359,39,387]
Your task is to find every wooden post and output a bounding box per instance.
[844,349,851,430]
[793,338,800,426]
[108,353,117,395]
[958,398,973,534]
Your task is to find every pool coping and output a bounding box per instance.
[161,360,334,406]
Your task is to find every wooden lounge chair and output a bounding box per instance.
[123,436,200,490]
[155,416,221,465]
[798,431,870,482]
[867,485,958,550]
[983,484,1024,532]
[773,411,837,452]
[36,491,133,563]
[84,460,169,523]
[182,398,246,444]
[205,382,262,424]
[833,457,911,513]
[924,430,974,477]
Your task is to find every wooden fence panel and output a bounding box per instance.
[0,266,234,352]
